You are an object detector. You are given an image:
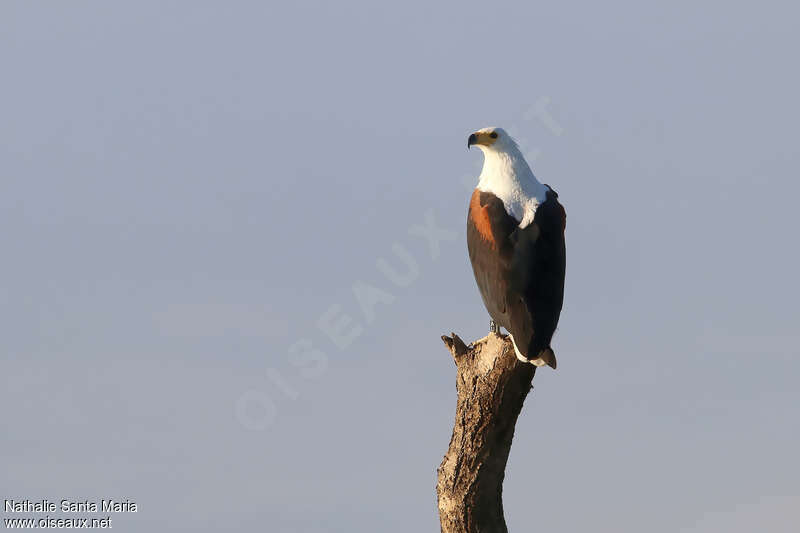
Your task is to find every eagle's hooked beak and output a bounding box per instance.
[467,131,497,149]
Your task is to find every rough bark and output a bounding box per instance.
[437,332,536,533]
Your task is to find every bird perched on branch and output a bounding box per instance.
[466,127,566,368]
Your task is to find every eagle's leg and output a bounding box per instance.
[489,319,499,334]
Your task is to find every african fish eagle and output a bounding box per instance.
[466,127,566,368]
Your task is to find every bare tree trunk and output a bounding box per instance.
[437,332,536,533]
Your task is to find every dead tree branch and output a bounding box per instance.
[437,332,536,533]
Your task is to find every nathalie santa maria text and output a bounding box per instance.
[5,500,137,513]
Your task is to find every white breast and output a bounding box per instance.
[476,145,548,229]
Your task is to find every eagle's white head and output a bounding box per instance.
[467,126,518,153]
[467,126,548,228]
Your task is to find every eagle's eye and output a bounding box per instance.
[490,131,498,139]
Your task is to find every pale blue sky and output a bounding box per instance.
[2,2,799,531]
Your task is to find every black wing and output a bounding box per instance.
[506,188,566,358]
